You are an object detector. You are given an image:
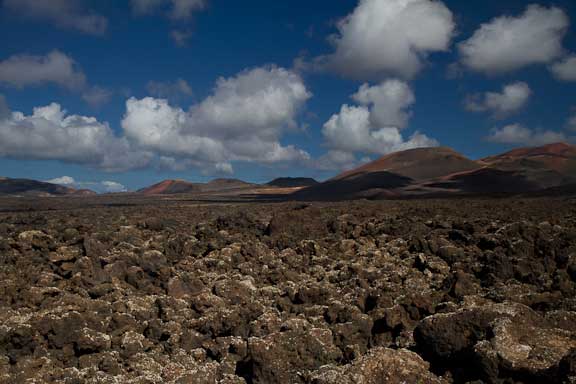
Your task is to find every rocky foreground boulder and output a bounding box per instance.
[0,198,574,383]
[415,300,576,382]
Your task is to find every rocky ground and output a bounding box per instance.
[0,196,575,383]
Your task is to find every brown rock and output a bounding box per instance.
[309,347,447,384]
[247,323,342,383]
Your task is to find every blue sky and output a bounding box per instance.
[0,0,575,192]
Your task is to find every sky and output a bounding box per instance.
[0,0,575,192]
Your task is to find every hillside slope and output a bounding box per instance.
[0,178,96,197]
[294,143,576,200]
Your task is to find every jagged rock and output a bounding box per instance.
[1,198,575,383]
[167,274,205,299]
[247,322,342,383]
[76,328,112,353]
[49,246,82,263]
[18,230,54,250]
[451,271,480,298]
[414,301,576,382]
[308,347,447,384]
[120,331,148,357]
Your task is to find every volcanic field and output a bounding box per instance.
[0,195,575,383]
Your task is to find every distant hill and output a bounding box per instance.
[138,180,202,195]
[294,147,481,200]
[266,177,318,188]
[294,143,576,200]
[334,147,481,182]
[202,178,255,191]
[131,143,576,199]
[481,142,576,188]
[0,178,96,197]
[138,178,256,195]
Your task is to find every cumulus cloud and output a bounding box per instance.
[465,82,531,118]
[320,80,437,169]
[47,176,128,193]
[487,124,567,146]
[3,0,107,35]
[131,0,206,20]
[458,5,569,74]
[0,51,86,90]
[317,0,455,79]
[46,176,75,186]
[352,80,415,128]
[314,150,362,172]
[323,105,437,155]
[100,181,129,193]
[146,78,193,101]
[0,51,112,107]
[550,55,576,81]
[158,156,234,175]
[0,102,151,171]
[122,66,311,172]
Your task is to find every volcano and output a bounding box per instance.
[138,178,256,195]
[294,143,576,200]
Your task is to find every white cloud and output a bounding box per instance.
[0,51,86,90]
[171,29,193,46]
[131,0,164,14]
[170,0,206,20]
[0,102,151,171]
[158,156,234,175]
[131,0,206,20]
[458,5,569,74]
[101,181,128,193]
[550,55,576,81]
[82,86,113,108]
[146,78,193,100]
[317,0,455,79]
[3,0,107,35]
[323,105,437,155]
[314,150,361,171]
[47,176,128,193]
[0,51,112,107]
[122,66,311,172]
[352,80,415,128]
[46,176,75,185]
[465,82,531,118]
[487,124,567,146]
[321,80,437,166]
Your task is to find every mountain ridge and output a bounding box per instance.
[0,178,97,197]
[294,143,576,200]
[5,143,576,199]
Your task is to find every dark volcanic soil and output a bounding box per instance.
[0,196,575,383]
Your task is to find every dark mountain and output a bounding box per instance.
[294,147,480,200]
[334,147,481,182]
[481,142,576,188]
[266,177,318,188]
[294,143,576,200]
[0,178,96,197]
[424,168,540,194]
